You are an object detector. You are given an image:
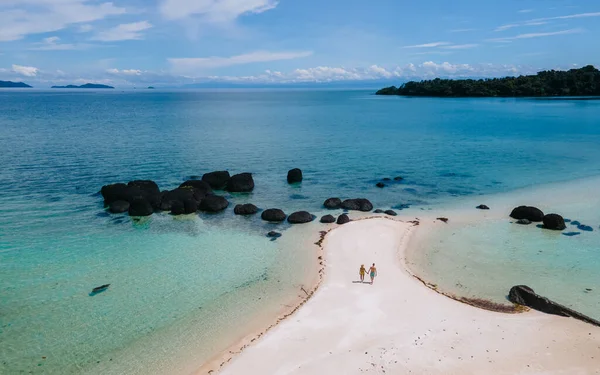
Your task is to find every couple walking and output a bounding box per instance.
[359,263,377,284]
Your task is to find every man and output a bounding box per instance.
[369,263,377,284]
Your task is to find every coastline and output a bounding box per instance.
[216,217,600,374]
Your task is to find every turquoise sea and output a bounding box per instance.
[1,89,599,374]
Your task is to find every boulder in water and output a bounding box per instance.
[510,206,544,222]
[128,198,153,216]
[393,176,404,181]
[562,232,581,237]
[288,211,314,224]
[226,173,254,192]
[542,214,566,230]
[578,224,593,232]
[341,198,373,212]
[183,199,198,214]
[109,200,129,214]
[261,208,286,222]
[382,178,391,181]
[320,214,336,223]
[323,198,342,209]
[267,231,282,238]
[287,168,303,184]
[476,204,490,210]
[128,180,161,208]
[337,214,350,224]
[160,187,205,211]
[201,171,230,190]
[170,201,185,215]
[199,195,229,212]
[233,203,258,215]
[376,182,385,188]
[179,180,213,196]
[385,210,397,216]
[373,209,384,213]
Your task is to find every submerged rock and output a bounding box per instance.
[376,182,385,188]
[562,232,581,237]
[320,214,336,223]
[476,204,490,210]
[261,208,286,222]
[340,198,373,212]
[90,284,110,295]
[267,231,282,238]
[226,173,254,192]
[373,209,385,213]
[382,178,391,181]
[323,197,342,209]
[516,218,531,225]
[510,206,544,222]
[108,200,130,214]
[393,176,404,181]
[578,224,593,232]
[337,214,350,225]
[542,213,566,230]
[288,211,314,224]
[128,198,153,216]
[287,168,303,184]
[199,195,229,212]
[384,210,397,216]
[233,203,258,215]
[201,171,230,190]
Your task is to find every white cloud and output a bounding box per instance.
[159,0,278,21]
[421,61,473,74]
[92,21,153,42]
[29,35,89,51]
[449,28,476,33]
[169,50,313,74]
[488,28,583,42]
[403,42,451,48]
[495,21,548,31]
[495,11,600,32]
[441,44,479,50]
[0,0,126,41]
[12,64,39,77]
[78,24,94,33]
[107,68,143,76]
[518,9,534,13]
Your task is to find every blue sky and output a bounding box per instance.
[0,0,599,87]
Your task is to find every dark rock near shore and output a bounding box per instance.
[234,203,258,215]
[183,199,198,214]
[393,176,404,181]
[385,210,397,216]
[437,217,448,223]
[288,211,314,224]
[516,218,531,225]
[267,231,282,238]
[476,204,490,210]
[201,171,230,190]
[382,178,391,181]
[320,214,336,223]
[324,197,342,209]
[341,198,373,212]
[337,214,350,224]
[376,182,385,188]
[109,200,130,213]
[261,208,286,222]
[199,195,229,212]
[170,201,185,215]
[287,168,303,184]
[508,285,600,327]
[128,198,153,216]
[542,214,566,230]
[510,206,544,222]
[160,187,205,211]
[374,209,384,213]
[179,180,213,195]
[226,173,254,192]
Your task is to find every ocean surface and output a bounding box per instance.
[1,89,600,374]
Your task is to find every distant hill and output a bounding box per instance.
[148,86,155,89]
[0,80,32,88]
[51,83,114,89]
[376,65,600,97]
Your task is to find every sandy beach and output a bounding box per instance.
[216,217,600,375]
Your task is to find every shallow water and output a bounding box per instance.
[1,89,600,374]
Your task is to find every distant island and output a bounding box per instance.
[0,80,32,88]
[148,86,155,89]
[51,83,114,89]
[376,65,600,97]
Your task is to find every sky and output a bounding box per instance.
[0,0,599,87]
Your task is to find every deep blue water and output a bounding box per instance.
[1,89,600,374]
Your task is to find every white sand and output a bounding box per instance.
[217,218,600,375]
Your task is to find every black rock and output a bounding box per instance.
[578,224,593,232]
[323,197,342,209]
[288,211,314,224]
[341,198,373,212]
[101,183,136,205]
[234,203,258,215]
[199,195,229,212]
[127,180,161,208]
[516,218,531,225]
[382,178,391,181]
[287,168,303,184]
[179,180,213,195]
[160,187,205,211]
[385,210,397,216]
[109,200,130,213]
[90,284,110,295]
[267,231,282,238]
[376,182,385,188]
[201,171,230,190]
[337,214,350,224]
[320,214,336,223]
[476,204,490,210]
[393,176,404,181]
[261,208,286,222]
[183,199,198,214]
[510,206,544,222]
[170,201,185,215]
[128,198,153,216]
[542,213,566,230]
[374,209,384,213]
[226,173,254,192]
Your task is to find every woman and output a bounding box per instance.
[369,263,377,284]
[359,264,367,282]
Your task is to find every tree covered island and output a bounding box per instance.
[376,65,600,97]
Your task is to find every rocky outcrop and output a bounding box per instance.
[384,210,397,216]
[199,195,229,212]
[109,200,129,213]
[510,206,544,222]
[233,203,258,215]
[320,215,336,223]
[201,171,230,189]
[508,285,600,327]
[287,168,303,184]
[160,187,205,211]
[102,181,161,208]
[323,198,342,209]
[542,214,566,230]
[128,198,153,216]
[340,198,373,212]
[337,214,350,224]
[261,208,286,222]
[288,211,314,224]
[476,204,490,210]
[179,180,213,196]
[226,173,254,192]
